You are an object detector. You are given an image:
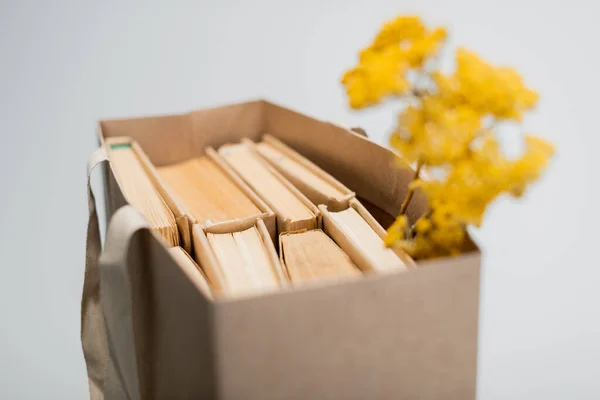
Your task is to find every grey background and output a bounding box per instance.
[0,0,598,398]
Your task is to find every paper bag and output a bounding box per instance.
[82,100,480,400]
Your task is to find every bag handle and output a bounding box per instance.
[82,148,110,400]
[100,205,148,400]
[83,148,144,400]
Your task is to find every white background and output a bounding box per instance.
[1,1,598,398]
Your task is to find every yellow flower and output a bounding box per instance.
[370,16,426,51]
[342,46,409,109]
[342,15,555,259]
[412,136,504,227]
[505,135,555,197]
[342,16,447,109]
[391,209,465,259]
[426,211,465,254]
[404,27,448,68]
[435,49,539,120]
[390,96,481,166]
[413,134,554,228]
[384,214,409,246]
[414,217,432,233]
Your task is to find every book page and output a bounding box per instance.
[329,207,407,272]
[220,145,315,222]
[207,226,280,296]
[108,144,179,246]
[281,230,360,284]
[157,157,261,225]
[256,142,346,199]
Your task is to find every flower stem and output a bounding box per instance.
[399,161,422,215]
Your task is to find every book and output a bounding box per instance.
[323,205,412,272]
[107,142,179,246]
[167,246,212,298]
[205,225,284,296]
[219,143,318,232]
[280,230,361,284]
[156,156,263,226]
[255,135,353,207]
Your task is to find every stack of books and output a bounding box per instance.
[106,135,416,299]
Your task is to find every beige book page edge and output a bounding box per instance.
[256,219,289,285]
[219,142,320,233]
[241,139,322,227]
[205,147,273,216]
[129,138,191,252]
[155,153,274,243]
[279,229,361,286]
[194,220,288,297]
[348,199,417,268]
[319,204,396,273]
[130,141,187,218]
[261,133,355,197]
[236,140,321,218]
[218,143,298,233]
[205,147,277,240]
[250,137,354,210]
[191,223,228,295]
[133,141,192,251]
[204,215,262,235]
[104,137,181,248]
[277,228,311,271]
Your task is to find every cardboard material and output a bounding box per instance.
[83,100,481,400]
[167,246,213,299]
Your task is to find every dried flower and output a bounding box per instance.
[404,27,447,68]
[370,16,426,51]
[341,15,554,259]
[390,96,482,166]
[341,46,409,109]
[434,49,539,121]
[341,16,447,109]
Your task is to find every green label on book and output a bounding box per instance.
[109,143,132,150]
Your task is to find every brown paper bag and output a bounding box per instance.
[82,100,480,400]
